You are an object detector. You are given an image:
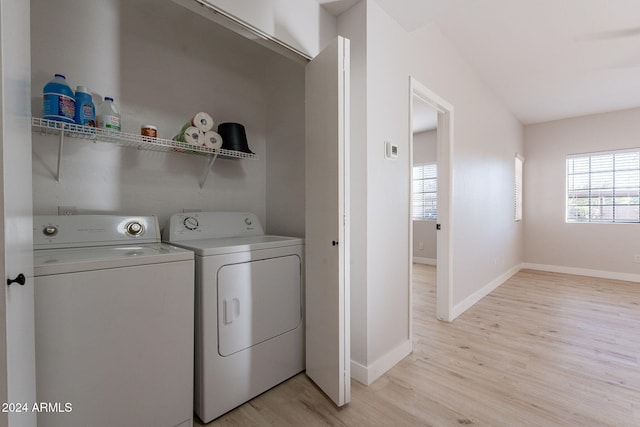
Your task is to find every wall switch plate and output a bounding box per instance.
[418,242,424,250]
[58,206,77,216]
[634,254,640,263]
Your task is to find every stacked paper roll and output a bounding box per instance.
[173,112,223,152]
[191,112,214,132]
[202,131,223,150]
[173,125,201,146]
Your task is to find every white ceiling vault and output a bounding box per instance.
[319,0,640,125]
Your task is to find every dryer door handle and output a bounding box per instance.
[223,298,240,324]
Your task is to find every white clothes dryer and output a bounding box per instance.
[33,215,194,427]
[165,211,304,423]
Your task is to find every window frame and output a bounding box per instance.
[566,148,640,224]
[412,162,438,221]
[515,154,524,222]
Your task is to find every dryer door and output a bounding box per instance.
[217,255,302,356]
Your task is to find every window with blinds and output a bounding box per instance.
[515,154,523,221]
[566,149,640,223]
[413,163,437,220]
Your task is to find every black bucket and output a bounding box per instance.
[217,122,254,154]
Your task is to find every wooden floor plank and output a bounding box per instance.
[198,265,640,426]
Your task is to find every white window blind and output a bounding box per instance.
[566,149,640,223]
[515,154,523,221]
[413,163,437,220]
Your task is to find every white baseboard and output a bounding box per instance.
[522,263,640,283]
[350,360,368,385]
[451,264,522,319]
[350,339,412,386]
[413,257,436,265]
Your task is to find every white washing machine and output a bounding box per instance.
[33,215,195,427]
[165,211,304,423]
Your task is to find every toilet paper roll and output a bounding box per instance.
[173,126,201,146]
[190,112,214,132]
[175,112,214,139]
[202,131,223,150]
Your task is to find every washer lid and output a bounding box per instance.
[168,235,303,256]
[34,243,193,276]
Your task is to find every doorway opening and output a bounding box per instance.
[408,77,453,327]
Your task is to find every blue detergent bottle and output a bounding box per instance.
[42,74,75,123]
[74,86,96,127]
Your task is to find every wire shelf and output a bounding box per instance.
[31,117,258,160]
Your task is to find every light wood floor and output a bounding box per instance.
[198,265,640,426]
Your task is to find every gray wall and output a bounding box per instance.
[524,107,640,276]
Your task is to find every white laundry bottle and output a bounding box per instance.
[97,97,121,132]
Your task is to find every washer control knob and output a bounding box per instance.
[183,216,199,231]
[43,225,58,237]
[125,221,144,236]
[244,217,252,226]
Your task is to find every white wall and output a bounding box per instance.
[30,0,289,229]
[263,55,306,237]
[408,22,524,306]
[337,0,369,371]
[524,107,640,277]
[413,130,437,262]
[365,0,414,370]
[343,0,524,380]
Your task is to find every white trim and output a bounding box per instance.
[566,146,640,159]
[409,76,454,327]
[350,340,412,386]
[514,154,523,222]
[349,360,368,385]
[566,149,640,224]
[451,264,522,319]
[413,257,436,266]
[412,82,454,112]
[342,37,352,404]
[522,263,640,283]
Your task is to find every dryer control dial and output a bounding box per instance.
[183,216,199,231]
[125,221,144,236]
[43,225,58,237]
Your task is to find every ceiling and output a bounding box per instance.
[315,0,360,16]
[319,0,640,125]
[412,98,438,133]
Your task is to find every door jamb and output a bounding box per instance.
[408,77,454,328]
